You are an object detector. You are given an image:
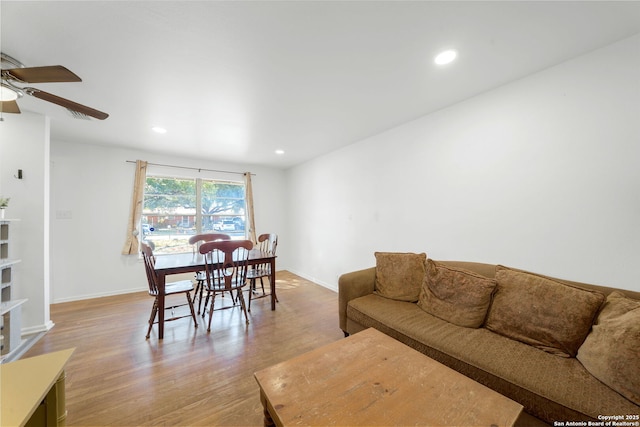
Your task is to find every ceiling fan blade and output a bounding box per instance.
[0,100,21,114]
[26,88,109,120]
[3,65,82,83]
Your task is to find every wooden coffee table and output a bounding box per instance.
[254,327,523,426]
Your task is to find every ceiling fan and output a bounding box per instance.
[0,52,109,120]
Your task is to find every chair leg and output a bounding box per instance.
[193,279,199,313]
[146,299,158,339]
[193,279,200,301]
[202,291,211,318]
[207,293,217,332]
[220,290,234,302]
[248,279,254,312]
[237,289,250,325]
[186,292,198,327]
[264,276,279,303]
[196,280,205,315]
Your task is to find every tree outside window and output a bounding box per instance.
[142,176,246,254]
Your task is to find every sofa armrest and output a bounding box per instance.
[338,267,376,333]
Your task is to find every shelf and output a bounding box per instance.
[1,299,27,316]
[0,223,7,241]
[0,220,25,362]
[1,261,20,288]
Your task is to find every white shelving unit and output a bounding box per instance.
[1,219,25,361]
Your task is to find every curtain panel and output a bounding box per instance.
[122,160,148,255]
[244,172,257,244]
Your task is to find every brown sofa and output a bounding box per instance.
[339,256,640,426]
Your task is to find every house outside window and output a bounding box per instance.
[142,176,246,254]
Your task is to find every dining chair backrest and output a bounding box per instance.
[199,240,254,291]
[188,233,232,312]
[188,233,231,252]
[188,233,231,245]
[246,234,278,310]
[140,243,197,339]
[256,233,278,256]
[140,242,159,296]
[251,233,277,276]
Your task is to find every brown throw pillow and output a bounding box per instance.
[577,292,640,405]
[417,259,497,328]
[485,266,605,357]
[374,252,426,302]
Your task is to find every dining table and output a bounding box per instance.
[153,248,277,339]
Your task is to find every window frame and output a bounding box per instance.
[141,174,247,254]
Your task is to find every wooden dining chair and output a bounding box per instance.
[199,239,253,332]
[141,242,198,339]
[188,233,231,314]
[247,233,278,312]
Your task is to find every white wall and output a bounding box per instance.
[287,34,640,292]
[0,112,52,333]
[50,141,288,302]
[4,33,639,319]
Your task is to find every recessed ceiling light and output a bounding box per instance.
[151,126,167,134]
[275,150,285,155]
[434,49,457,65]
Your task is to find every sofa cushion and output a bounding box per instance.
[577,291,640,405]
[346,294,640,423]
[417,259,497,328]
[374,252,426,302]
[485,265,605,357]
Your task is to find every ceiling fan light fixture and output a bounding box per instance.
[0,85,19,101]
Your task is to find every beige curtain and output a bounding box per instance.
[244,172,257,244]
[122,160,148,254]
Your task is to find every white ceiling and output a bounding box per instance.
[2,1,640,169]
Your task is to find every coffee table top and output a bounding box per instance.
[255,327,523,426]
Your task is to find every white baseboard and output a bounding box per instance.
[1,330,48,363]
[53,287,147,304]
[22,321,54,335]
[287,269,338,293]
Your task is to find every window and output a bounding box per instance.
[142,176,246,254]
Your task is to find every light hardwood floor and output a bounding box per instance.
[23,271,345,426]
